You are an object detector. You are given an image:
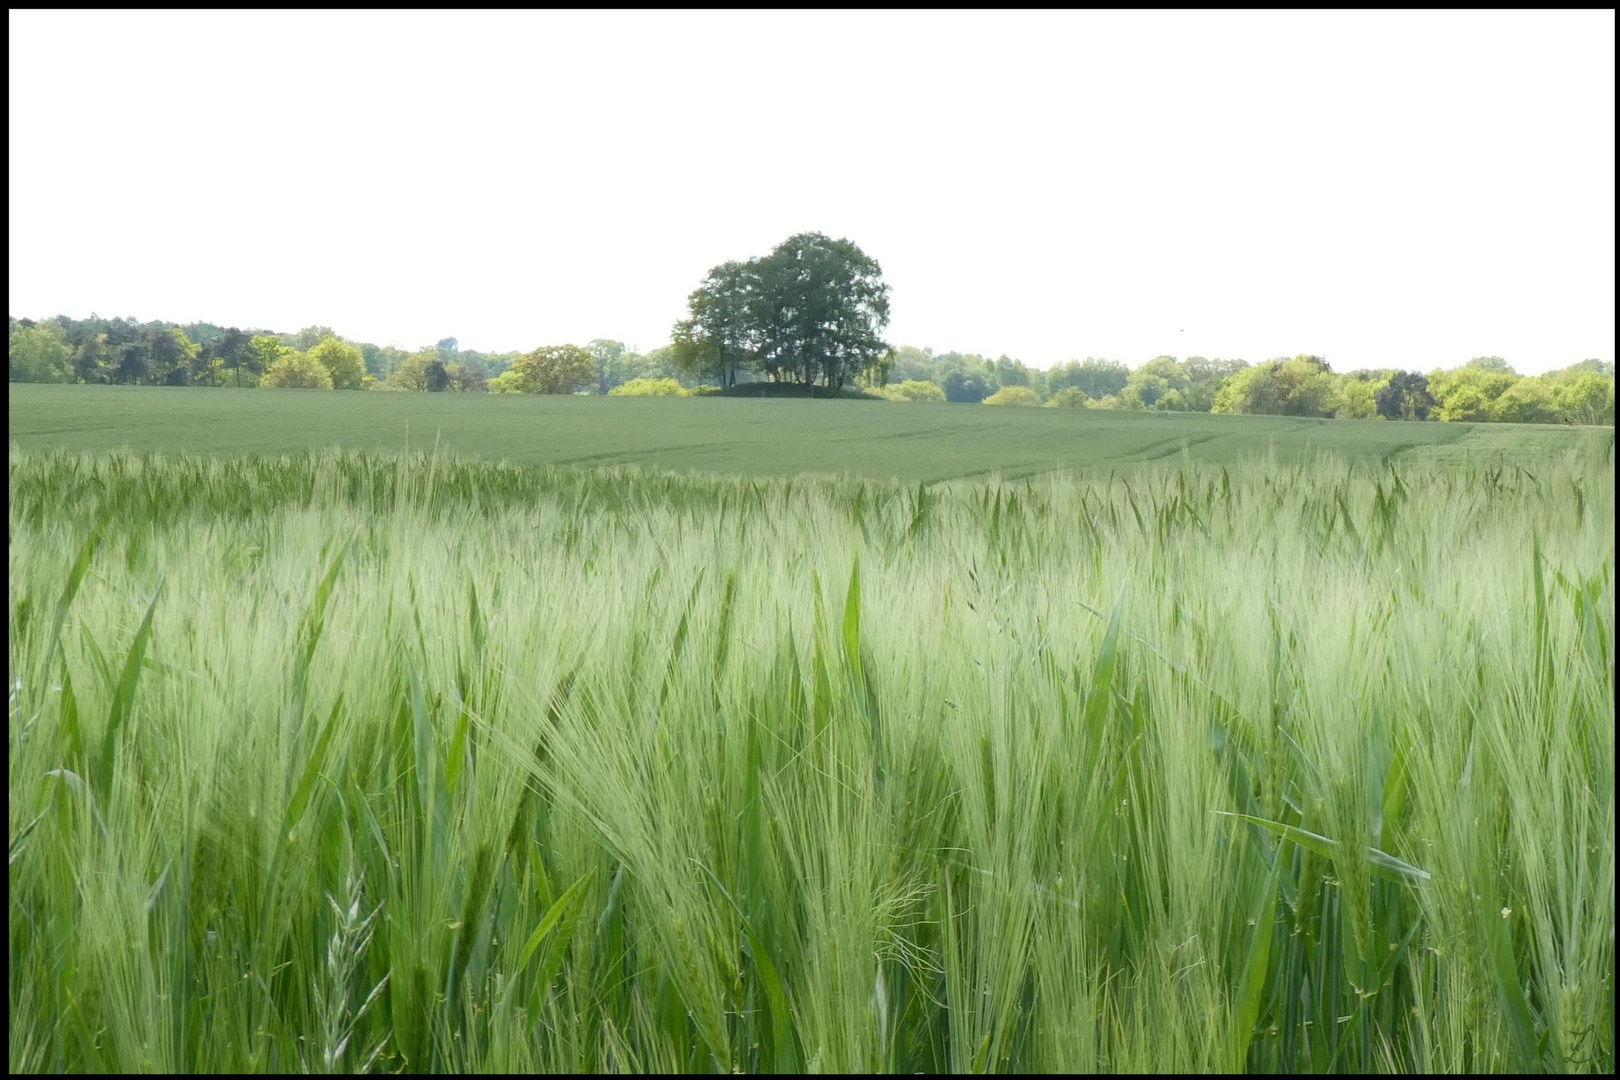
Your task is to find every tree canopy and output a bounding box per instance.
[505,344,595,394]
[672,233,892,390]
[9,322,75,383]
[307,335,365,390]
[261,351,334,389]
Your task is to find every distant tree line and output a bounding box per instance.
[6,315,704,397]
[10,314,1612,425]
[868,348,1614,425]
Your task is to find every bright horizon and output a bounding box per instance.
[9,11,1615,374]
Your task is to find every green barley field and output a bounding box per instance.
[5,383,1597,480]
[7,420,1615,1071]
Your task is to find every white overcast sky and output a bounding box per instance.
[9,10,1615,374]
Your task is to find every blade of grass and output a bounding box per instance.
[93,578,162,798]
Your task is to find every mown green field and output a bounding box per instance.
[7,383,1603,480]
[8,440,1614,1073]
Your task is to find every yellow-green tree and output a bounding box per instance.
[1333,378,1378,419]
[251,335,291,372]
[879,380,948,403]
[1492,377,1561,424]
[1555,373,1615,425]
[307,336,365,390]
[8,321,75,383]
[1044,386,1090,408]
[1213,356,1339,417]
[1428,359,1518,421]
[261,351,333,389]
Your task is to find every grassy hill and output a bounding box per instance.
[8,383,1606,482]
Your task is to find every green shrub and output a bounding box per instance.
[609,377,689,397]
[488,369,525,394]
[878,379,947,403]
[1044,386,1090,408]
[982,385,1041,406]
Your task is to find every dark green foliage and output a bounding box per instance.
[424,360,450,393]
[941,367,990,403]
[1376,370,1436,420]
[671,233,892,390]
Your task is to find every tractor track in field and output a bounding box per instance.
[1137,433,1221,461]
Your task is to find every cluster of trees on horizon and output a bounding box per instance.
[874,348,1615,425]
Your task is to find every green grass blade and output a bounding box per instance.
[1219,812,1432,887]
[40,520,104,683]
[94,578,162,797]
[283,693,343,834]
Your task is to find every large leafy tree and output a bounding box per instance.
[72,333,116,383]
[145,326,200,386]
[1213,356,1340,417]
[672,262,758,389]
[672,233,891,390]
[506,344,594,394]
[929,352,994,403]
[8,321,75,383]
[1123,357,1190,409]
[384,350,441,391]
[261,351,333,389]
[1492,377,1561,424]
[940,367,991,403]
[1375,371,1436,420]
[760,233,890,388]
[215,327,252,387]
[114,341,149,384]
[1555,373,1615,425]
[587,339,632,394]
[250,335,289,374]
[1428,363,1518,421]
[1334,378,1378,419]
